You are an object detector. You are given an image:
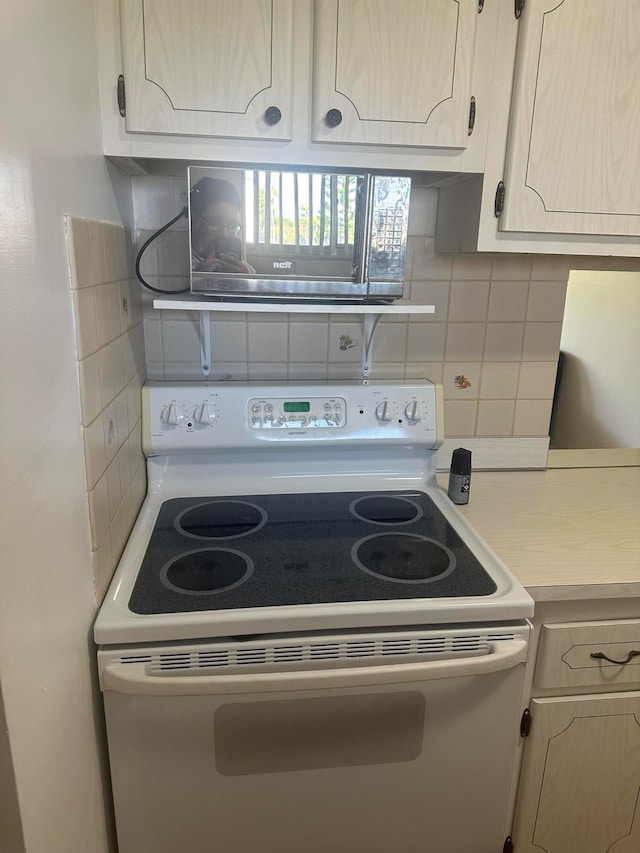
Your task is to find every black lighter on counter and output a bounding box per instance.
[448,447,472,505]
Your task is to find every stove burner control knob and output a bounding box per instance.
[193,403,216,426]
[404,401,422,423]
[375,401,393,422]
[160,403,185,426]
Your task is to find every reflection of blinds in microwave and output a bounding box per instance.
[244,171,357,252]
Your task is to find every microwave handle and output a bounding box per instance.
[351,174,373,285]
[103,639,527,697]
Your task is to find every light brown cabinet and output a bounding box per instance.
[512,618,640,852]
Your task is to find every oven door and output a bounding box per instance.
[101,630,528,853]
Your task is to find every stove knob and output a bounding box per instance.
[375,401,393,422]
[160,403,185,426]
[193,403,216,426]
[404,401,422,423]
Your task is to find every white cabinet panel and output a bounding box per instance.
[119,0,293,139]
[501,0,640,237]
[312,0,478,148]
[513,694,640,853]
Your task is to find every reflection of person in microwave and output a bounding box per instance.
[190,177,255,274]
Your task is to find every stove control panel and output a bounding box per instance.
[248,396,346,429]
[143,380,443,454]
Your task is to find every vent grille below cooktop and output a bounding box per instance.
[117,632,516,674]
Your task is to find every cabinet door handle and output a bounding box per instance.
[325,108,343,128]
[590,649,640,665]
[264,106,282,125]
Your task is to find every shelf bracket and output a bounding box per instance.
[199,313,211,377]
[361,313,380,378]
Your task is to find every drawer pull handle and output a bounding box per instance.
[590,650,640,666]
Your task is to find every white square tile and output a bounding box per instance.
[108,282,123,339]
[530,255,572,281]
[99,345,116,408]
[72,289,98,359]
[79,352,102,426]
[327,363,363,380]
[83,414,106,491]
[110,487,133,564]
[211,319,248,362]
[115,389,130,445]
[410,237,453,281]
[117,444,131,495]
[105,457,122,520]
[407,323,446,362]
[483,323,524,361]
[127,423,144,480]
[518,362,559,399]
[162,362,204,380]
[451,254,493,281]
[143,318,164,363]
[448,281,489,322]
[87,472,110,549]
[328,323,363,363]
[67,216,93,289]
[443,400,477,437]
[522,323,563,361]
[209,364,249,381]
[94,285,112,350]
[513,399,553,436]
[247,362,288,380]
[102,400,119,467]
[403,362,443,382]
[479,363,520,399]
[476,400,515,436]
[527,281,568,322]
[408,187,438,237]
[491,254,532,281]
[288,322,329,363]
[286,362,329,379]
[118,280,133,330]
[131,463,147,514]
[442,363,482,400]
[488,281,529,321]
[114,225,129,281]
[369,363,405,379]
[104,224,118,283]
[162,319,201,362]
[89,220,108,285]
[444,323,485,361]
[247,322,288,362]
[371,322,408,362]
[406,281,450,320]
[112,337,127,396]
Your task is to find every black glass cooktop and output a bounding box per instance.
[128,491,497,615]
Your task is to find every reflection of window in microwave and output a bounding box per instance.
[243,171,359,251]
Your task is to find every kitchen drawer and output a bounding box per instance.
[535,619,640,691]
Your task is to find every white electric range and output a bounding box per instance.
[95,380,534,853]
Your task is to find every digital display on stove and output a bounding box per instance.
[283,401,310,413]
[128,491,498,616]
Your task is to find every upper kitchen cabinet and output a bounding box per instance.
[96,0,500,172]
[311,0,478,149]
[436,0,640,256]
[118,0,294,140]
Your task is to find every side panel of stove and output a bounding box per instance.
[142,381,443,455]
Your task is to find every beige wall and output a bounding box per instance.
[136,177,569,439]
[0,2,132,851]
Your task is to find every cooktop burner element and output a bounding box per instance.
[129,490,497,615]
[352,533,454,583]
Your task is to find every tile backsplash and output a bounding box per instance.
[67,216,146,602]
[136,179,570,439]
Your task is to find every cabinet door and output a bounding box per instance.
[512,694,640,853]
[501,0,640,237]
[312,0,478,148]
[119,0,293,140]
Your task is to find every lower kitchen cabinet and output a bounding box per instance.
[512,693,640,853]
[511,616,640,853]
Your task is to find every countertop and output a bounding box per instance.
[437,467,640,602]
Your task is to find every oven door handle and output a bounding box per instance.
[102,639,528,696]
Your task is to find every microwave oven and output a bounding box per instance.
[188,166,411,301]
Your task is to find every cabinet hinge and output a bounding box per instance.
[515,0,525,18]
[117,74,126,118]
[503,836,514,853]
[494,181,505,217]
[478,0,485,11]
[520,708,532,737]
[468,96,476,136]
